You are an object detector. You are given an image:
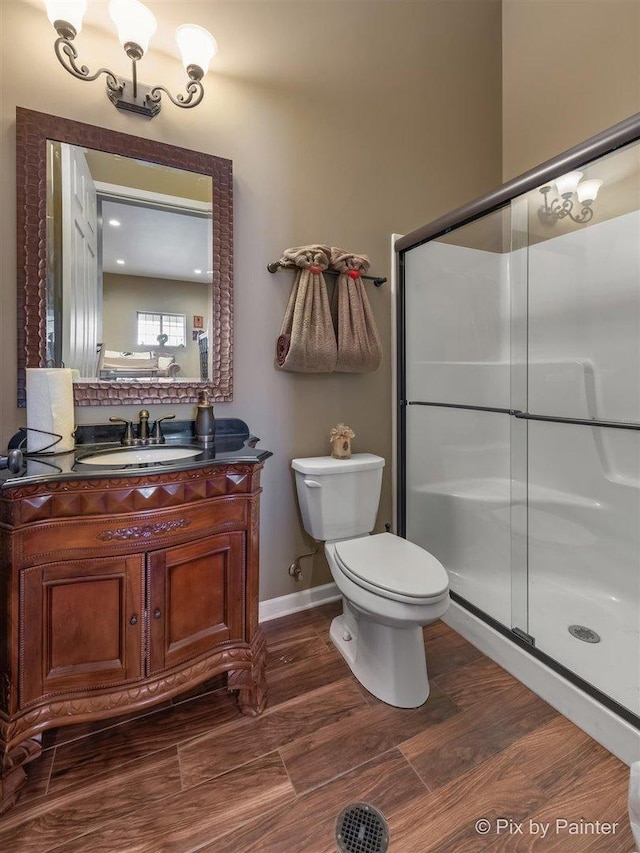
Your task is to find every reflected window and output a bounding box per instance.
[137,311,186,347]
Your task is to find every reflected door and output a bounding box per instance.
[61,143,99,376]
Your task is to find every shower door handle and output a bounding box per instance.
[513,411,640,431]
[303,479,322,488]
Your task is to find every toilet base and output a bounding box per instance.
[329,605,430,708]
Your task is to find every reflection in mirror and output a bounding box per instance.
[17,108,232,407]
[46,142,214,382]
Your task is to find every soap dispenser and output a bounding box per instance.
[194,389,215,446]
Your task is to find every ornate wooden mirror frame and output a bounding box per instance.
[16,107,233,407]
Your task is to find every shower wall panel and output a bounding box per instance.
[405,405,511,627]
[403,226,510,409]
[527,420,640,716]
[403,208,514,629]
[528,211,640,423]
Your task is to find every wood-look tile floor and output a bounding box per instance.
[2,602,635,852]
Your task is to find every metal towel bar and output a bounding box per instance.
[267,261,386,287]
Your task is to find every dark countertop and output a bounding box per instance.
[1,418,272,490]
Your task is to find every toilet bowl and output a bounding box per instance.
[326,533,449,707]
[292,454,450,708]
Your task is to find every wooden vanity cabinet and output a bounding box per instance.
[147,531,245,674]
[20,554,145,705]
[0,461,268,814]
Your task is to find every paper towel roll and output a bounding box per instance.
[26,368,75,453]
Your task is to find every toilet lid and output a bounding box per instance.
[334,533,449,600]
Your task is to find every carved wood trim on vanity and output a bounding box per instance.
[0,464,259,526]
[0,461,267,814]
[96,518,193,541]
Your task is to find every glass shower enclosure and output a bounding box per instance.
[396,115,640,724]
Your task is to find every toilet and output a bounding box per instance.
[292,453,450,708]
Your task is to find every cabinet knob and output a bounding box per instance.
[153,608,162,619]
[129,615,138,625]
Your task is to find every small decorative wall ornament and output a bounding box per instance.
[330,424,356,459]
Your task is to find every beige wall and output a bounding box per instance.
[503,0,640,181]
[1,0,502,600]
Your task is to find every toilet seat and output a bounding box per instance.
[333,533,449,605]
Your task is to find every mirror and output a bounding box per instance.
[16,108,233,407]
[47,142,214,382]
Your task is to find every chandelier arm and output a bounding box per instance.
[539,187,552,214]
[539,186,597,226]
[549,196,573,220]
[54,38,122,93]
[568,207,594,224]
[147,79,205,109]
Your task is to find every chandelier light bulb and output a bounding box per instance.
[109,0,157,55]
[175,24,218,78]
[554,171,583,197]
[576,179,604,204]
[46,0,212,115]
[44,0,87,34]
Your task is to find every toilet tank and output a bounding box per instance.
[291,454,385,541]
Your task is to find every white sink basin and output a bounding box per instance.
[77,446,203,466]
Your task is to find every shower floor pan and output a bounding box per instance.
[451,570,639,718]
[417,478,639,719]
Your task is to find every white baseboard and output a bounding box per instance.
[444,601,640,766]
[259,582,340,623]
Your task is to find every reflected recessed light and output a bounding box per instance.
[206,269,213,275]
[116,259,125,265]
[194,269,202,274]
[108,219,121,227]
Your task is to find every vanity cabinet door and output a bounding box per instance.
[20,555,145,707]
[147,532,245,674]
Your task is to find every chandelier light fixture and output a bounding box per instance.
[43,0,218,117]
[539,170,603,224]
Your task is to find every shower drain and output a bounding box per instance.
[568,625,601,644]
[335,803,389,853]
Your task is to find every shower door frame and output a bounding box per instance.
[395,112,640,728]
